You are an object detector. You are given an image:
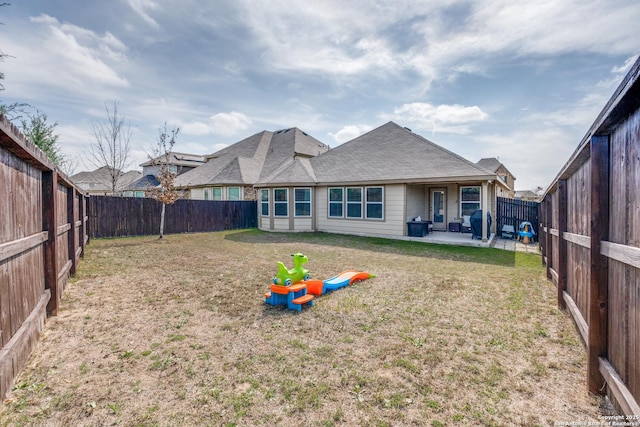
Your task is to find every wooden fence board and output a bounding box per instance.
[87,196,258,238]
[541,57,640,413]
[496,197,539,238]
[1,114,87,404]
[630,269,640,401]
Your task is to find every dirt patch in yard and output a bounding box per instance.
[1,230,606,426]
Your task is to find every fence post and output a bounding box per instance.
[78,192,86,257]
[545,195,553,279]
[42,170,59,316]
[588,134,610,395]
[67,186,77,275]
[557,179,568,310]
[539,201,545,265]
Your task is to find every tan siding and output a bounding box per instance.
[190,188,205,200]
[406,185,426,221]
[444,184,459,223]
[316,184,405,237]
[259,217,270,230]
[273,218,290,231]
[294,218,313,231]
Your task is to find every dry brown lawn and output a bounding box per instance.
[0,230,605,426]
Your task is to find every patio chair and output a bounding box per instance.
[461,215,471,233]
[501,224,515,239]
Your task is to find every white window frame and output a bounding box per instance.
[227,186,241,201]
[260,189,269,217]
[328,187,344,218]
[294,188,312,217]
[273,188,288,217]
[365,186,384,220]
[346,187,363,219]
[460,186,481,217]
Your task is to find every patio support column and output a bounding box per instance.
[481,181,488,242]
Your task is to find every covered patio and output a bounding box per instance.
[402,229,497,248]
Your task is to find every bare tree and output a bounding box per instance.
[146,123,182,239]
[88,101,132,194]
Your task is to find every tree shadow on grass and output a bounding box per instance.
[224,229,540,269]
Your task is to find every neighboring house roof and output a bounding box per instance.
[71,167,141,192]
[174,128,329,187]
[140,152,206,168]
[277,121,502,186]
[476,157,515,178]
[514,190,540,201]
[475,158,502,173]
[124,174,160,191]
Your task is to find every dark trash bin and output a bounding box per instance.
[407,221,430,237]
[470,210,492,239]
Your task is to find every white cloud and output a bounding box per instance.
[228,0,640,91]
[181,112,252,137]
[125,0,161,29]
[389,102,488,134]
[3,14,129,100]
[328,124,373,144]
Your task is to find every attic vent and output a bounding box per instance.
[404,127,412,132]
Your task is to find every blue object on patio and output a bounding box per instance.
[518,221,535,242]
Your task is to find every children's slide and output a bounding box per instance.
[304,270,376,295]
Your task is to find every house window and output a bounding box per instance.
[274,188,288,217]
[346,187,362,218]
[294,188,311,217]
[212,187,222,200]
[227,187,241,200]
[328,188,343,218]
[134,191,145,198]
[168,165,178,174]
[122,191,133,197]
[204,187,223,200]
[260,189,269,216]
[460,186,481,216]
[365,187,384,220]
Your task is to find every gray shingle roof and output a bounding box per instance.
[174,128,328,187]
[71,167,141,191]
[475,157,502,173]
[309,122,497,184]
[140,152,206,168]
[124,174,160,190]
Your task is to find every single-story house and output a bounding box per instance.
[174,128,329,200]
[254,122,513,242]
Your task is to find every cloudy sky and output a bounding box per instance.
[1,0,638,190]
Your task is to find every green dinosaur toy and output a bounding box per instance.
[273,253,310,286]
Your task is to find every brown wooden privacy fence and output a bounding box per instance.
[87,196,257,238]
[539,57,640,416]
[0,115,87,403]
[496,197,539,239]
